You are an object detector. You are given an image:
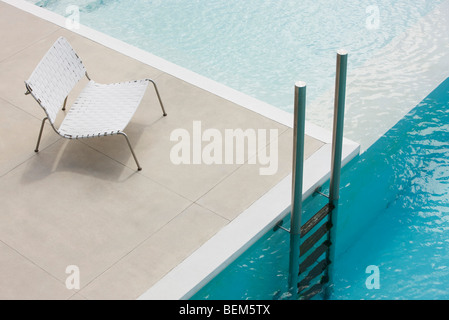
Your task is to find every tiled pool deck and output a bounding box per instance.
[0,1,359,300]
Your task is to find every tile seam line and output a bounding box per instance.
[0,95,51,124]
[78,138,206,210]
[76,139,197,205]
[0,239,70,294]
[0,25,62,64]
[0,137,62,179]
[193,127,294,216]
[192,201,232,223]
[77,201,227,299]
[199,170,292,223]
[67,292,89,300]
[1,133,192,227]
[191,125,291,204]
[77,206,193,297]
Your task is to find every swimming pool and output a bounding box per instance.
[192,77,449,300]
[26,0,448,150]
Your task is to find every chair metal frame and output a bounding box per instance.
[25,37,167,171]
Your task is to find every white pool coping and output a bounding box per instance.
[4,0,361,300]
[139,141,359,300]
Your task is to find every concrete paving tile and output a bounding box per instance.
[0,98,60,177]
[0,2,60,62]
[0,139,192,286]
[197,129,324,220]
[68,293,88,300]
[79,204,228,300]
[0,241,71,300]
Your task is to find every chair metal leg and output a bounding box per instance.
[147,79,167,116]
[118,132,142,171]
[62,96,68,111]
[35,117,48,152]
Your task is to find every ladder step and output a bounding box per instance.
[297,259,329,292]
[299,283,324,300]
[300,203,333,238]
[300,222,332,257]
[299,240,331,275]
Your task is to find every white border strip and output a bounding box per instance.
[139,141,359,300]
[4,0,361,300]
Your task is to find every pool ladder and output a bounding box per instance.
[276,50,348,300]
[276,197,335,299]
[297,201,334,299]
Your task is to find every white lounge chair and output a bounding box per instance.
[25,37,167,171]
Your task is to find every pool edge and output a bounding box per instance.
[138,141,360,300]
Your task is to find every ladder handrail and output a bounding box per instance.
[288,50,348,300]
[287,81,307,298]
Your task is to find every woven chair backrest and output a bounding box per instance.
[26,37,86,124]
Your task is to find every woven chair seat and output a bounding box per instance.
[59,80,149,139]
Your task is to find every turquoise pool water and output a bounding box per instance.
[28,0,441,114]
[192,77,449,300]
